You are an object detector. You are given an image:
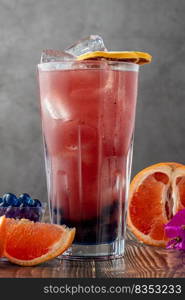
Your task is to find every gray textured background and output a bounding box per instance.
[0,0,185,201]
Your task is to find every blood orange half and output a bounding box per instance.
[127,162,185,247]
[3,218,75,266]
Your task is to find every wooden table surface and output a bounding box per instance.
[0,231,185,278]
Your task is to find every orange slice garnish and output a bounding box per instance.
[77,51,152,65]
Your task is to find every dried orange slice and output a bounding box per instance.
[3,218,75,266]
[77,51,152,65]
[127,162,185,247]
[0,216,6,257]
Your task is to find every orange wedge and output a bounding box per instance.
[127,162,185,247]
[3,218,75,266]
[77,51,152,65]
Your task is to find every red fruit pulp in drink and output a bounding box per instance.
[38,62,138,243]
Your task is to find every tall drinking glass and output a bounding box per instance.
[38,60,139,258]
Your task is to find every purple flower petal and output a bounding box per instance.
[175,241,184,250]
[164,209,185,250]
[165,209,185,227]
[166,238,179,249]
[165,225,185,239]
[165,225,182,238]
[180,238,185,250]
[166,237,185,250]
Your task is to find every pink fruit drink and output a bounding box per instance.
[38,60,138,245]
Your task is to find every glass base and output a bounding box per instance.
[59,239,125,260]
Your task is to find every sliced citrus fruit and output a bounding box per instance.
[77,51,152,65]
[4,218,75,266]
[0,216,6,257]
[127,162,185,247]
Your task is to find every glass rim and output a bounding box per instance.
[38,60,139,72]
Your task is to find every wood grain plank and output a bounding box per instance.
[0,233,185,278]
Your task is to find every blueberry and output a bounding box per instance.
[19,207,26,219]
[13,198,21,207]
[27,198,35,207]
[13,208,21,219]
[19,193,30,202]
[23,207,31,219]
[33,199,42,208]
[29,209,40,222]
[0,198,4,208]
[0,207,5,216]
[19,193,34,207]
[27,209,34,221]
[5,207,16,218]
[2,193,18,207]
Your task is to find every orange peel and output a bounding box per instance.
[77,51,152,65]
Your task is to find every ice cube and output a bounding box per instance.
[40,49,75,63]
[65,35,107,56]
[40,35,107,63]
